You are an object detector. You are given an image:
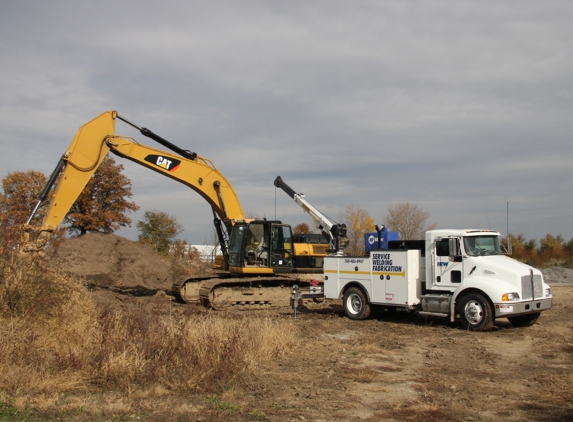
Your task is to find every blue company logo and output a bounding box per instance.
[437,262,449,267]
[368,234,385,245]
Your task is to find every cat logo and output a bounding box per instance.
[144,155,181,172]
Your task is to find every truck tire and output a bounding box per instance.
[458,293,494,331]
[507,312,540,328]
[343,286,371,320]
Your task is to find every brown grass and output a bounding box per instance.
[0,247,297,399]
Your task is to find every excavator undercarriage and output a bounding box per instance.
[172,274,320,309]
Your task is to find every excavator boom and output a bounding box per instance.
[24,111,244,256]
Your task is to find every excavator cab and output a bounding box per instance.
[228,220,294,274]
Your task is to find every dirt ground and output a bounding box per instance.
[49,234,573,421]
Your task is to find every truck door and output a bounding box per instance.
[433,238,463,288]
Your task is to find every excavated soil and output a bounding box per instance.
[49,234,573,421]
[50,232,172,292]
[48,232,175,311]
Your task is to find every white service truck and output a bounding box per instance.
[322,229,553,331]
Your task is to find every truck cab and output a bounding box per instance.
[423,229,552,329]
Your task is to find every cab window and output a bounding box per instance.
[463,236,502,256]
[436,240,449,257]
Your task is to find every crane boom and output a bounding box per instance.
[274,176,347,255]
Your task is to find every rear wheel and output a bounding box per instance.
[343,286,371,320]
[507,312,540,327]
[458,293,494,331]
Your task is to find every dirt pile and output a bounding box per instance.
[49,232,172,294]
[542,266,573,285]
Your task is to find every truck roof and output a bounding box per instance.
[427,229,500,237]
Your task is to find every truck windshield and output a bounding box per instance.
[463,236,502,256]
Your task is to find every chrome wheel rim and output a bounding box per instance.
[347,293,362,315]
[464,300,483,325]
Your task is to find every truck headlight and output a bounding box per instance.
[501,292,520,302]
[546,288,552,297]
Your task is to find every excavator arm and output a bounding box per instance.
[23,110,245,256]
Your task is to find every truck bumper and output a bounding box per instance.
[494,297,552,318]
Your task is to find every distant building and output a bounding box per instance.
[188,244,221,263]
[169,243,222,263]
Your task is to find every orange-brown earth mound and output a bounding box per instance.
[50,232,171,293]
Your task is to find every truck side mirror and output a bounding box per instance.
[449,238,462,262]
[501,235,512,255]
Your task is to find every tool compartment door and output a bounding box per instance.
[324,256,371,299]
[371,250,419,305]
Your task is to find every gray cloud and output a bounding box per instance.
[1,0,572,245]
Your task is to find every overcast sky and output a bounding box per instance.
[1,1,572,245]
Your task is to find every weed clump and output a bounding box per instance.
[0,245,296,396]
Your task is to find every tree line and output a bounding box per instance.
[2,163,571,268]
[0,158,184,257]
[303,203,573,268]
[508,234,573,267]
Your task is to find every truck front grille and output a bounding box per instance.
[521,274,543,300]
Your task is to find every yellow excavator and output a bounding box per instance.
[23,110,326,308]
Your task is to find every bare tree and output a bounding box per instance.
[385,203,437,240]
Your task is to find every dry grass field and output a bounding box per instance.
[1,234,572,421]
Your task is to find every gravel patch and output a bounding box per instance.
[542,266,573,285]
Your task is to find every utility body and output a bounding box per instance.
[318,229,552,331]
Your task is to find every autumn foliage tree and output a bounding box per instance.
[64,156,139,235]
[508,233,573,267]
[506,234,535,263]
[339,205,375,255]
[0,170,48,228]
[293,223,311,234]
[539,234,568,264]
[0,170,66,247]
[385,202,437,240]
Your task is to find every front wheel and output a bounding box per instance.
[343,286,371,320]
[458,293,494,331]
[507,312,540,327]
